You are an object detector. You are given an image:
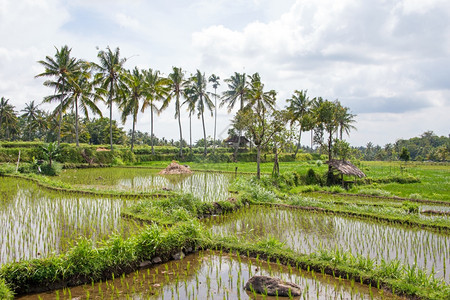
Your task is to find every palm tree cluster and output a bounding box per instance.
[2,46,357,163]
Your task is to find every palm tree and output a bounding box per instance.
[68,66,102,146]
[286,90,311,158]
[208,74,220,152]
[141,69,169,155]
[36,45,83,145]
[0,103,18,140]
[0,97,9,130]
[336,103,357,140]
[121,67,145,151]
[221,72,247,160]
[187,70,214,156]
[93,46,127,151]
[163,67,189,158]
[183,86,197,153]
[20,100,41,140]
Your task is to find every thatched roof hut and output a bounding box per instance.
[325,160,366,178]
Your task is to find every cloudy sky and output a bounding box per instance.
[1,0,449,146]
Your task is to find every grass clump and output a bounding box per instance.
[0,278,13,299]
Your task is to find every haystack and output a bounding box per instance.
[159,161,193,175]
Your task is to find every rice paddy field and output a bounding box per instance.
[0,177,140,265]
[204,206,450,283]
[21,251,403,300]
[1,161,449,299]
[58,167,236,202]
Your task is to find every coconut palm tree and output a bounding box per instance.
[36,45,83,145]
[183,85,197,153]
[286,90,311,158]
[0,97,9,130]
[162,67,189,158]
[93,46,127,151]
[187,70,214,156]
[141,68,170,155]
[0,103,18,140]
[336,103,357,140]
[120,67,145,151]
[221,72,247,160]
[20,100,41,140]
[208,74,220,152]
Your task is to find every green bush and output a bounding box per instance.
[0,163,16,175]
[40,162,62,176]
[402,201,419,214]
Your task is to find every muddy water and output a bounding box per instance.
[0,177,140,265]
[59,167,235,202]
[205,206,450,283]
[21,251,403,299]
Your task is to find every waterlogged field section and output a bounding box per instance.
[22,251,402,300]
[0,177,140,265]
[205,206,450,283]
[59,167,235,202]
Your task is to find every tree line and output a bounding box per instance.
[0,46,358,170]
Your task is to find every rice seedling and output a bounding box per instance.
[25,251,401,299]
[0,177,141,265]
[58,167,235,202]
[204,205,450,283]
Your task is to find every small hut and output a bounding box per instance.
[224,136,250,148]
[325,159,365,188]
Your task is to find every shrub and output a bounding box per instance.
[0,163,16,175]
[402,201,419,214]
[40,162,62,176]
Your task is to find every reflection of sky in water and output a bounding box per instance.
[60,168,235,202]
[0,178,138,266]
[24,252,398,300]
[207,206,450,283]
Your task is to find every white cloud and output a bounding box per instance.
[0,0,449,146]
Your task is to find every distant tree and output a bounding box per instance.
[94,46,127,150]
[163,67,189,158]
[286,90,311,158]
[188,70,214,156]
[141,69,169,155]
[221,72,248,160]
[233,73,276,179]
[208,74,220,153]
[399,147,410,164]
[36,45,83,145]
[121,67,145,151]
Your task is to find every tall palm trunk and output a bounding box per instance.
[150,105,155,155]
[75,96,79,147]
[213,88,217,154]
[58,80,65,146]
[109,81,114,151]
[189,114,192,153]
[177,99,183,158]
[131,113,136,151]
[234,97,244,161]
[201,110,207,156]
[294,128,302,158]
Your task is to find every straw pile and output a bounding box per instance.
[158,161,193,175]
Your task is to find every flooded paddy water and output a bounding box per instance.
[21,251,403,300]
[0,177,140,265]
[58,167,235,202]
[204,206,450,283]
